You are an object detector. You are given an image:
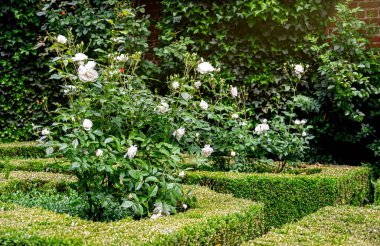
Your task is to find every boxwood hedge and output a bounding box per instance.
[246,206,380,246]
[0,171,264,245]
[0,142,45,158]
[375,179,380,206]
[0,158,70,174]
[185,166,371,229]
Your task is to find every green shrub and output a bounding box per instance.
[0,142,45,158]
[185,166,371,228]
[0,158,70,174]
[375,179,380,205]
[246,206,380,246]
[0,174,264,245]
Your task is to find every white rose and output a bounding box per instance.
[41,128,50,136]
[294,119,301,125]
[195,133,200,138]
[116,54,128,62]
[72,53,88,61]
[125,145,137,159]
[240,121,247,127]
[201,144,214,157]
[230,86,238,98]
[294,64,304,76]
[171,81,180,90]
[199,100,208,110]
[255,123,270,134]
[56,35,67,44]
[179,171,185,178]
[156,102,170,113]
[82,119,93,131]
[197,61,215,74]
[302,131,307,137]
[194,81,202,89]
[78,61,98,82]
[230,151,236,157]
[173,127,185,140]
[96,149,103,157]
[231,113,239,119]
[300,119,307,125]
[183,204,188,210]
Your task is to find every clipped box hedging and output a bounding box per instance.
[185,166,371,228]
[0,171,264,245]
[0,158,70,174]
[246,206,380,246]
[375,179,380,206]
[0,142,45,159]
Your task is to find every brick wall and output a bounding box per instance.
[351,0,380,47]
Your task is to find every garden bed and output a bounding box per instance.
[185,165,371,228]
[246,206,380,245]
[0,171,265,245]
[0,158,70,173]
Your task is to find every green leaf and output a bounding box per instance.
[105,137,113,144]
[149,185,158,197]
[121,200,134,208]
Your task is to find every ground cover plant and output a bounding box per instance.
[247,206,380,246]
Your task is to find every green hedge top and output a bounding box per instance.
[375,179,380,206]
[246,206,380,246]
[0,158,70,173]
[185,165,371,228]
[0,179,265,245]
[0,142,45,158]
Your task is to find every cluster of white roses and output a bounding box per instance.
[255,119,270,135]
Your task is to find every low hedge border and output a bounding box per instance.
[185,165,371,229]
[0,171,265,245]
[375,179,380,205]
[0,171,75,194]
[246,206,380,245]
[0,158,70,174]
[0,142,46,159]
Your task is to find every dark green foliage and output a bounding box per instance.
[185,166,371,228]
[0,142,45,158]
[375,179,380,205]
[0,0,60,142]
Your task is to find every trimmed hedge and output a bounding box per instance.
[0,142,45,158]
[185,166,371,228]
[375,179,380,206]
[247,206,380,246]
[0,171,264,245]
[0,158,70,174]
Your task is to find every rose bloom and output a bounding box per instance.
[230,86,238,98]
[183,204,188,210]
[82,119,93,131]
[171,81,180,90]
[156,102,170,113]
[231,113,239,119]
[125,145,137,159]
[255,123,269,134]
[78,61,98,82]
[173,127,185,140]
[179,171,185,178]
[197,61,215,74]
[300,119,307,125]
[294,64,304,75]
[96,149,103,157]
[201,144,214,157]
[116,54,128,62]
[199,100,208,110]
[230,151,236,157]
[302,131,307,137]
[72,53,88,61]
[41,128,50,136]
[294,119,301,125]
[56,35,67,44]
[194,81,202,89]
